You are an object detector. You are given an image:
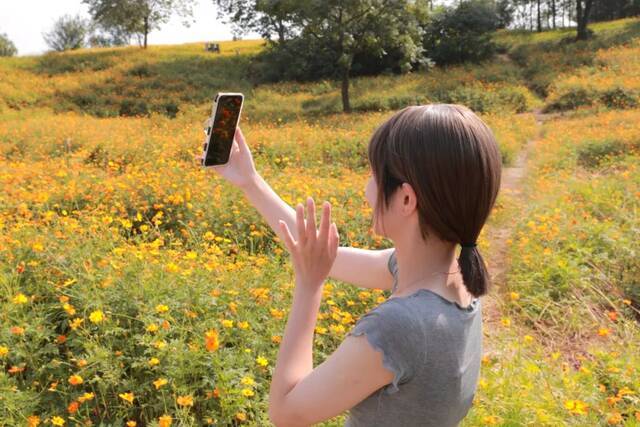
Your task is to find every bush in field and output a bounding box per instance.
[43,14,89,52]
[544,87,598,112]
[0,32,17,56]
[422,0,500,65]
[599,87,639,109]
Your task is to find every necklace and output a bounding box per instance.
[393,265,461,296]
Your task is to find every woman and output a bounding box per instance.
[195,103,502,426]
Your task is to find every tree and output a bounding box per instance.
[422,0,500,65]
[214,0,299,44]
[43,14,88,52]
[83,0,195,49]
[88,21,132,47]
[576,0,594,40]
[496,0,515,28]
[0,33,18,56]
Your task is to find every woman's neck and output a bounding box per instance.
[392,234,468,303]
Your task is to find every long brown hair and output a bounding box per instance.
[367,104,502,298]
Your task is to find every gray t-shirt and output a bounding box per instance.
[344,249,482,427]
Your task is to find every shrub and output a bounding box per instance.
[544,87,598,112]
[599,87,638,109]
[576,139,627,168]
[0,32,17,56]
[42,14,88,52]
[422,0,500,65]
[119,99,150,117]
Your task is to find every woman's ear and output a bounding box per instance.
[399,182,418,216]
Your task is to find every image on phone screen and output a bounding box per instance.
[204,94,243,166]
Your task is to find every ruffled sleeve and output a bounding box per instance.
[388,249,399,293]
[345,300,419,395]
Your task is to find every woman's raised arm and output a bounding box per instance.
[196,126,395,291]
[242,174,396,291]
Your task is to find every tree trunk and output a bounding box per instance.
[552,0,557,29]
[277,19,285,44]
[143,15,149,49]
[341,66,351,113]
[576,0,594,40]
[537,0,542,32]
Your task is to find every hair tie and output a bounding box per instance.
[461,242,477,248]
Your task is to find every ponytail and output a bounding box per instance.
[457,242,491,298]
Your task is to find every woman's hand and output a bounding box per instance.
[194,125,259,191]
[279,197,339,291]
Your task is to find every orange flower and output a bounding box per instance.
[158,415,172,427]
[26,415,40,427]
[10,326,25,335]
[126,421,137,427]
[176,395,194,407]
[67,401,79,414]
[205,329,219,352]
[68,375,83,386]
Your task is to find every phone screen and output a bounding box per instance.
[204,94,243,166]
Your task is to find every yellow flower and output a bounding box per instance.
[51,416,65,426]
[598,327,610,336]
[235,413,246,421]
[256,356,268,367]
[221,319,234,328]
[509,292,519,300]
[126,421,137,427]
[156,304,169,313]
[78,392,94,403]
[238,321,249,329]
[68,375,83,386]
[242,388,254,397]
[482,415,499,425]
[149,357,160,367]
[240,376,254,386]
[564,399,588,415]
[500,317,511,327]
[159,415,172,427]
[146,324,159,333]
[177,395,194,407]
[70,318,84,330]
[12,293,28,304]
[62,303,76,316]
[0,346,8,357]
[89,310,104,324]
[153,340,167,349]
[153,378,168,389]
[119,392,135,404]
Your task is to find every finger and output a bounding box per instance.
[295,204,307,246]
[318,201,331,246]
[235,127,249,155]
[329,222,339,259]
[279,220,296,252]
[306,197,316,243]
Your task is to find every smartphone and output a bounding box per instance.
[201,92,244,166]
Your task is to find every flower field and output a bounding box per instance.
[1,17,639,427]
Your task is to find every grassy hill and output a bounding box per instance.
[0,17,639,426]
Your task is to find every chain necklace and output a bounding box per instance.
[393,265,461,296]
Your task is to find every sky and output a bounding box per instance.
[0,0,466,57]
[0,0,262,56]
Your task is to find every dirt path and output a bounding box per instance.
[482,108,549,352]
